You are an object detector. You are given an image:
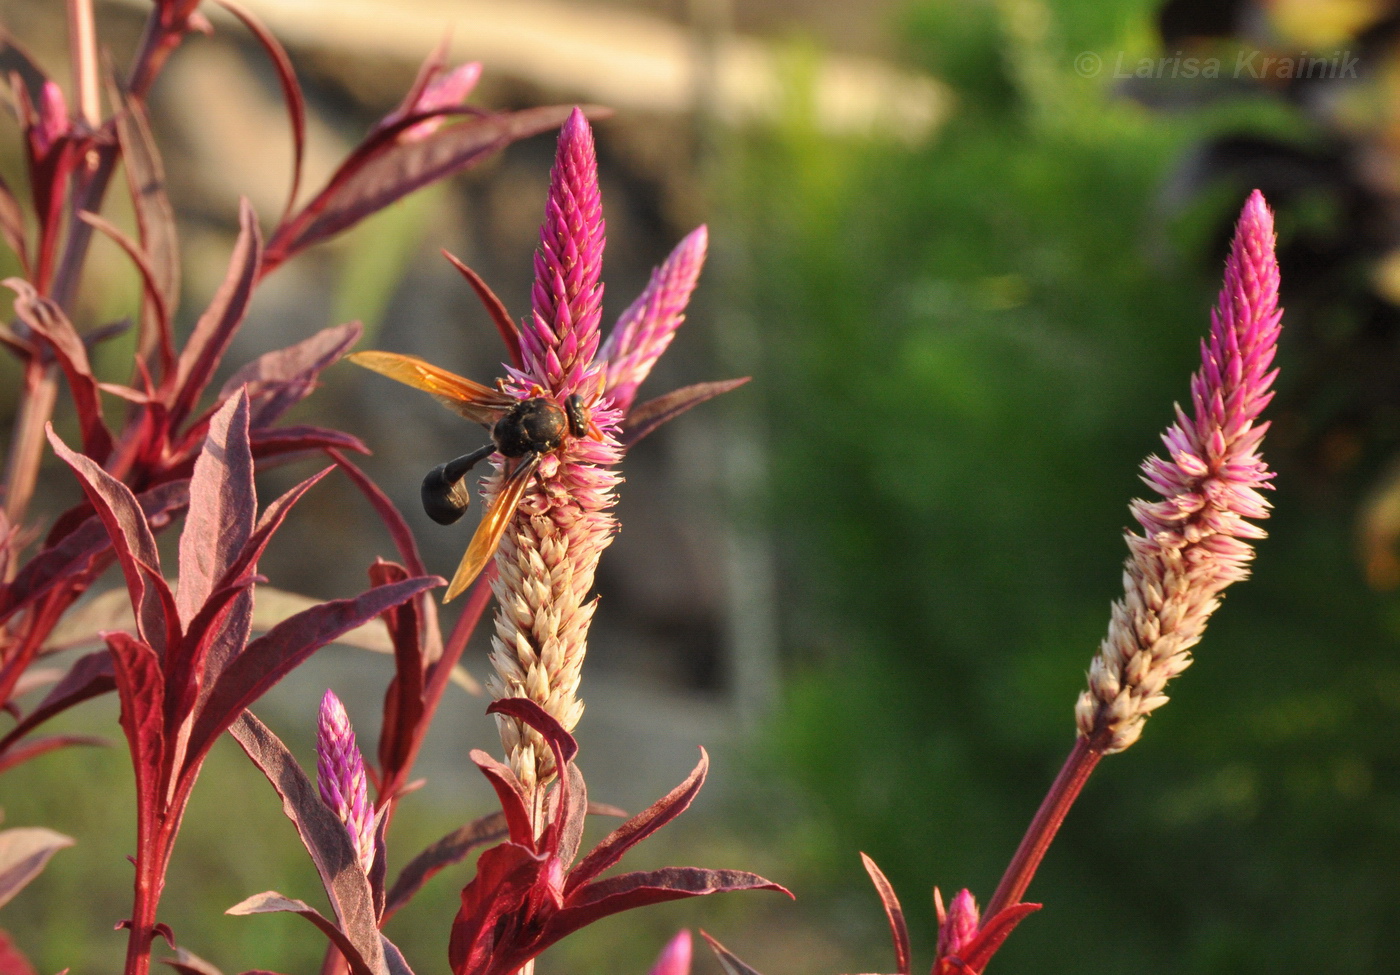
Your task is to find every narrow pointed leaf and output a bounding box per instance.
[170,200,262,426]
[447,842,545,975]
[955,902,1041,973]
[77,212,173,361]
[162,947,225,975]
[859,853,911,975]
[441,251,519,366]
[103,633,165,837]
[249,426,369,461]
[187,575,439,765]
[215,0,305,222]
[469,749,535,848]
[46,428,173,654]
[699,932,766,975]
[0,173,28,272]
[11,282,112,460]
[379,938,414,975]
[227,714,386,975]
[370,560,425,788]
[111,83,178,371]
[0,481,187,625]
[0,827,74,909]
[621,379,750,449]
[383,812,508,918]
[226,892,379,975]
[177,391,255,627]
[0,651,114,752]
[0,734,107,774]
[554,763,588,869]
[220,322,362,428]
[561,867,790,919]
[566,749,708,895]
[487,698,578,764]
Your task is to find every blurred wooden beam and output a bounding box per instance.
[108,0,949,143]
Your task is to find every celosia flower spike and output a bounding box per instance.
[521,106,606,395]
[647,930,693,975]
[935,888,980,961]
[601,224,708,413]
[315,689,376,873]
[1076,190,1281,754]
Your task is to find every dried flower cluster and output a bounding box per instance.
[1075,189,1282,753]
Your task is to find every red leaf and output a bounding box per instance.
[559,867,789,923]
[76,212,173,367]
[162,947,224,975]
[0,827,74,910]
[553,763,588,869]
[227,714,385,972]
[10,281,113,461]
[329,451,431,580]
[177,391,255,627]
[441,251,519,367]
[370,560,425,789]
[447,843,545,975]
[0,650,114,754]
[214,0,305,223]
[266,105,586,267]
[219,322,362,428]
[226,892,380,975]
[566,749,708,895]
[111,86,178,373]
[621,379,750,450]
[104,633,166,828]
[185,575,439,767]
[46,428,174,654]
[487,698,578,766]
[0,930,36,975]
[0,173,29,275]
[699,932,766,975]
[383,811,508,919]
[0,734,107,774]
[950,902,1041,974]
[469,750,535,849]
[249,425,369,461]
[859,854,911,975]
[169,200,262,428]
[0,482,187,626]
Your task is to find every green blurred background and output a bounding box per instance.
[7,0,1400,971]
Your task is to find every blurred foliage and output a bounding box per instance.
[731,0,1400,972]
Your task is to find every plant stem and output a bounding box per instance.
[67,0,101,129]
[984,735,1104,918]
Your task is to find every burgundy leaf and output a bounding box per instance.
[0,650,114,752]
[566,749,708,895]
[621,379,750,450]
[0,930,35,975]
[0,481,187,625]
[383,811,508,918]
[250,426,369,461]
[11,281,113,461]
[953,902,1041,974]
[699,932,766,975]
[46,428,174,654]
[162,947,225,975]
[859,854,911,975]
[0,173,28,274]
[215,0,305,222]
[267,105,586,265]
[447,842,546,975]
[0,734,107,774]
[77,212,173,364]
[487,698,578,765]
[587,801,628,819]
[560,867,789,920]
[103,633,166,831]
[441,251,519,367]
[111,85,178,373]
[177,391,255,627]
[379,936,415,975]
[0,827,74,909]
[219,322,363,428]
[226,892,380,975]
[227,713,386,974]
[169,199,262,428]
[370,560,425,789]
[469,750,534,848]
[186,575,439,768]
[0,31,50,114]
[554,763,588,870]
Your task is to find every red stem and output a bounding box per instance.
[985,735,1104,918]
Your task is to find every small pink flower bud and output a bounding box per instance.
[315,689,376,874]
[32,82,69,157]
[399,62,482,141]
[647,930,692,975]
[936,888,981,960]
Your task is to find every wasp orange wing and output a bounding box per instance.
[348,350,516,425]
[444,454,539,602]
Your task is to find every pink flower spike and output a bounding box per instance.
[601,225,709,413]
[522,107,605,394]
[315,689,376,873]
[935,888,980,961]
[648,930,692,975]
[1076,190,1282,754]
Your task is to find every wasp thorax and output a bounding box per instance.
[493,398,569,457]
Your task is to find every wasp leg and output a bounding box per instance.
[421,443,495,525]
